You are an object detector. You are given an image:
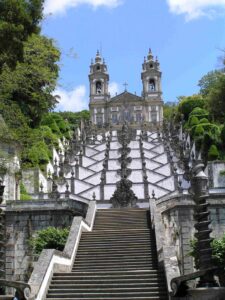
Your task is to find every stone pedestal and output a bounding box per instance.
[189,287,225,300]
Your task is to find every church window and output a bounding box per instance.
[112,113,118,123]
[96,65,100,71]
[149,63,153,68]
[149,79,156,92]
[96,115,103,125]
[151,106,157,112]
[136,113,142,123]
[151,112,157,123]
[124,111,131,122]
[96,81,102,94]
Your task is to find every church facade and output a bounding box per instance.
[89,49,164,127]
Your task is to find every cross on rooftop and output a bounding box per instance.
[123,82,128,91]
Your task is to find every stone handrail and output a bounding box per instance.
[149,197,180,295]
[27,200,96,300]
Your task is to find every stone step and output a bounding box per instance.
[45,208,168,300]
[48,287,166,293]
[80,237,152,242]
[49,283,166,289]
[72,266,156,271]
[75,255,156,262]
[50,278,164,284]
[53,270,164,277]
[89,229,151,233]
[77,244,153,250]
[75,257,155,263]
[78,241,153,247]
[46,291,168,298]
[46,297,167,300]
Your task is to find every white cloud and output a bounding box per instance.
[44,0,122,15]
[55,85,88,112]
[167,0,225,20]
[109,82,121,97]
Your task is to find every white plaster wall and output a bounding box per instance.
[85,147,98,157]
[109,150,120,159]
[129,158,142,169]
[145,159,161,170]
[128,170,143,183]
[153,153,168,165]
[92,152,105,161]
[85,172,101,185]
[104,185,116,200]
[74,180,93,194]
[155,164,171,176]
[147,170,164,183]
[144,150,157,159]
[108,160,120,170]
[157,177,175,192]
[110,142,121,150]
[129,149,140,159]
[129,141,139,149]
[79,186,100,200]
[82,156,96,168]
[89,161,103,172]
[106,171,120,184]
[95,144,106,152]
[79,167,94,180]
[132,184,144,199]
[143,141,155,150]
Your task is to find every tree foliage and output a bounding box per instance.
[190,235,225,269]
[59,110,90,130]
[0,0,44,70]
[178,95,205,121]
[0,34,60,127]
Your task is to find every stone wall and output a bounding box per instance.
[157,193,225,276]
[5,199,87,283]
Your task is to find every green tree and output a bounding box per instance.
[59,110,90,130]
[0,34,60,127]
[206,73,225,122]
[198,70,223,96]
[0,0,44,70]
[178,95,205,121]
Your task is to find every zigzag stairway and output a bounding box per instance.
[46,208,168,300]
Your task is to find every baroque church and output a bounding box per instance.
[0,50,225,300]
[89,49,163,127]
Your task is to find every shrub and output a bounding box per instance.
[190,234,225,269]
[199,118,209,124]
[20,183,32,201]
[188,116,199,127]
[208,144,219,161]
[30,227,70,255]
[193,125,204,136]
[190,107,209,119]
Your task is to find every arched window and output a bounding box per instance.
[149,79,156,92]
[96,81,102,94]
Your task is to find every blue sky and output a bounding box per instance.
[42,0,225,111]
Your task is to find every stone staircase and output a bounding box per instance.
[46,208,168,300]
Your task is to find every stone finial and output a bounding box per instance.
[49,180,60,200]
[40,182,44,192]
[152,190,155,199]
[47,170,52,180]
[92,192,96,201]
[65,182,70,198]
